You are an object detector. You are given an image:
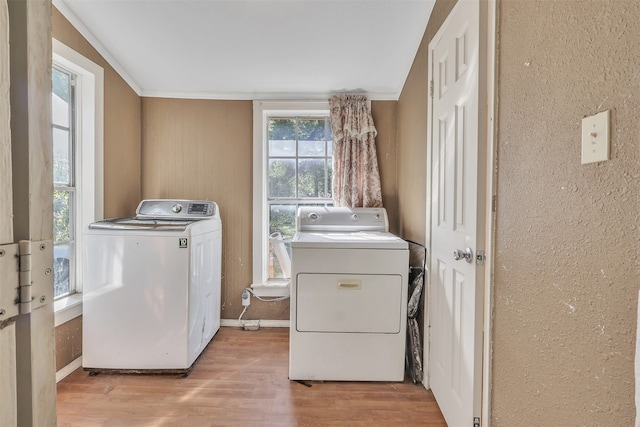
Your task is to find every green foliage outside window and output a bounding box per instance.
[267,116,333,279]
[52,66,74,298]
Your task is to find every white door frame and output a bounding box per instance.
[423,1,497,426]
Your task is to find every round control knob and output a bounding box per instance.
[307,212,320,222]
[172,204,183,213]
[351,214,359,220]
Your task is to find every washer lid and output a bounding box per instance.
[292,231,407,250]
[135,199,218,220]
[89,218,195,231]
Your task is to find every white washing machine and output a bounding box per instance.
[83,199,222,373]
[289,207,409,381]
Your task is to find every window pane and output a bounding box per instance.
[52,68,69,127]
[298,159,327,198]
[269,118,296,156]
[268,159,295,198]
[53,190,73,298]
[269,139,295,157]
[52,65,76,300]
[265,115,331,281]
[53,127,71,185]
[268,118,296,140]
[298,139,325,157]
[268,240,291,279]
[297,119,325,141]
[54,242,72,298]
[53,190,72,244]
[268,204,295,280]
[269,204,296,240]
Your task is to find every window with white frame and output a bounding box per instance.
[252,101,332,286]
[52,39,104,310]
[52,65,77,298]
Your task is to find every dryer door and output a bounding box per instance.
[296,273,403,333]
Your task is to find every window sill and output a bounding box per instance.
[251,279,290,297]
[54,293,83,327]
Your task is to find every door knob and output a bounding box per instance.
[453,247,473,263]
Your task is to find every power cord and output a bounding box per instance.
[237,288,289,323]
[244,287,290,303]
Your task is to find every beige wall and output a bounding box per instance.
[398,0,638,424]
[141,98,397,320]
[492,0,638,424]
[140,98,273,320]
[371,101,399,234]
[54,316,82,371]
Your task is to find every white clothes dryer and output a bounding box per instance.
[83,199,222,373]
[289,207,409,381]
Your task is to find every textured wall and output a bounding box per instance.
[493,0,639,424]
[55,317,82,371]
[52,7,142,218]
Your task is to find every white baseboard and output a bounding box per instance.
[56,356,82,383]
[220,319,289,328]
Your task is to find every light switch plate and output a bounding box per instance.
[581,110,610,164]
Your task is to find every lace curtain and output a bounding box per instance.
[329,94,383,207]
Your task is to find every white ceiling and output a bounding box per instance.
[54,0,435,100]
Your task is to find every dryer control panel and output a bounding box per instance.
[296,207,388,233]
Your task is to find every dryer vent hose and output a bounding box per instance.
[269,232,291,278]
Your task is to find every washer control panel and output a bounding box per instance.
[136,199,217,219]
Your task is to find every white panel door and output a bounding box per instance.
[428,1,484,426]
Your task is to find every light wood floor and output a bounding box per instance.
[57,327,447,427]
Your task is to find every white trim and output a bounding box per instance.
[423,32,435,394]
[482,0,498,425]
[424,1,495,423]
[55,357,82,383]
[52,41,105,220]
[252,100,330,287]
[52,39,104,323]
[143,90,399,101]
[53,293,82,327]
[52,0,141,95]
[220,319,289,328]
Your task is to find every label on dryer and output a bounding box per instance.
[178,238,188,248]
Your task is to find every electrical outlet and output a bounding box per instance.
[241,289,251,306]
